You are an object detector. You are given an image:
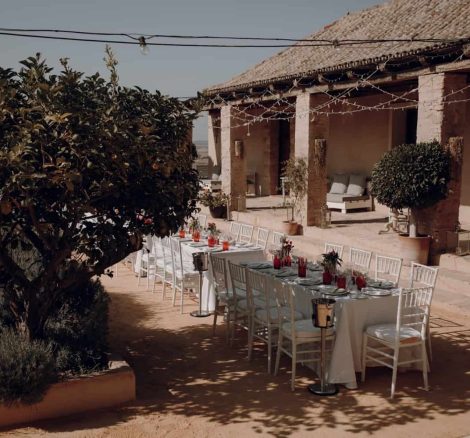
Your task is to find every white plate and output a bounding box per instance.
[367,280,395,289]
[208,247,223,252]
[295,278,323,286]
[362,287,392,297]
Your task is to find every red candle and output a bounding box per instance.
[222,240,229,251]
[178,228,186,238]
[273,255,281,270]
[298,264,307,278]
[192,229,200,242]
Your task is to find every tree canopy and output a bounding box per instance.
[0,50,200,339]
[370,142,450,211]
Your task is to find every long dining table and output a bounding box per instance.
[244,261,411,389]
[179,238,265,312]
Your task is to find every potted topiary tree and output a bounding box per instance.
[281,157,309,235]
[371,141,450,264]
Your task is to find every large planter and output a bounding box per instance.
[281,220,299,236]
[209,205,227,219]
[398,234,431,265]
[0,359,135,429]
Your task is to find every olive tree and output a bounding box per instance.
[370,142,450,237]
[0,50,200,340]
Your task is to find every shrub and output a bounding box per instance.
[282,157,309,222]
[199,190,229,208]
[0,49,199,340]
[370,142,450,237]
[0,328,57,405]
[45,280,109,375]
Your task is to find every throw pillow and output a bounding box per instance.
[329,174,349,194]
[347,174,366,196]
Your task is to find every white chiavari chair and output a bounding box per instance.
[324,243,344,258]
[170,237,200,314]
[137,235,156,288]
[210,254,233,342]
[274,282,334,391]
[361,286,433,398]
[349,247,372,273]
[254,227,270,251]
[229,222,241,241]
[271,231,285,252]
[227,261,249,343]
[248,271,303,373]
[375,255,403,287]
[410,263,439,361]
[238,224,254,243]
[198,213,208,229]
[151,237,174,299]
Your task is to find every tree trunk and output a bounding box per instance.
[409,209,418,238]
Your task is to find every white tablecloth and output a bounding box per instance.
[180,240,265,312]
[257,267,403,389]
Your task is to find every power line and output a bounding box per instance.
[0,28,467,48]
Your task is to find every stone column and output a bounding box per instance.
[294,93,329,226]
[416,73,467,259]
[220,105,246,211]
[207,109,221,176]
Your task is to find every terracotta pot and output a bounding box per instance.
[398,234,431,265]
[209,205,227,219]
[281,220,299,236]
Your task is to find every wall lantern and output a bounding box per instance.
[234,140,244,158]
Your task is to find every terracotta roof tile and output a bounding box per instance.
[204,0,470,95]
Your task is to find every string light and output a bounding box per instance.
[138,36,149,55]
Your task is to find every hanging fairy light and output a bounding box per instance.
[139,36,149,55]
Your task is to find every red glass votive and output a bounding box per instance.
[178,229,186,238]
[322,271,333,285]
[336,276,346,289]
[273,255,281,270]
[222,240,229,251]
[192,230,200,242]
[298,264,307,278]
[356,276,366,291]
[208,235,216,247]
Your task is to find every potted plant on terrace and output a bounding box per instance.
[281,157,309,235]
[371,141,450,265]
[199,190,229,219]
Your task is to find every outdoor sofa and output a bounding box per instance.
[326,173,373,213]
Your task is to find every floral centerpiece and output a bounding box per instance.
[320,250,343,284]
[207,222,219,247]
[207,222,218,235]
[280,237,294,266]
[189,217,200,232]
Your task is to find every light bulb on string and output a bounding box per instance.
[139,36,149,55]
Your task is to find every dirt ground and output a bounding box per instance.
[2,267,470,438]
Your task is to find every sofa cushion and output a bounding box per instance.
[327,193,370,203]
[347,174,367,196]
[329,174,349,194]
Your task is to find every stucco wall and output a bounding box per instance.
[460,100,470,225]
[327,96,391,177]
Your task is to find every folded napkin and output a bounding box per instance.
[307,263,323,272]
[366,280,395,289]
[245,262,272,269]
[275,269,297,278]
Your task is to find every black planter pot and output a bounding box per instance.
[209,205,227,219]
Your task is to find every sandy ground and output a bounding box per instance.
[2,267,470,438]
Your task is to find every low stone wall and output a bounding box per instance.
[0,359,135,429]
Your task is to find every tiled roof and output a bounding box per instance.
[204,0,470,95]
